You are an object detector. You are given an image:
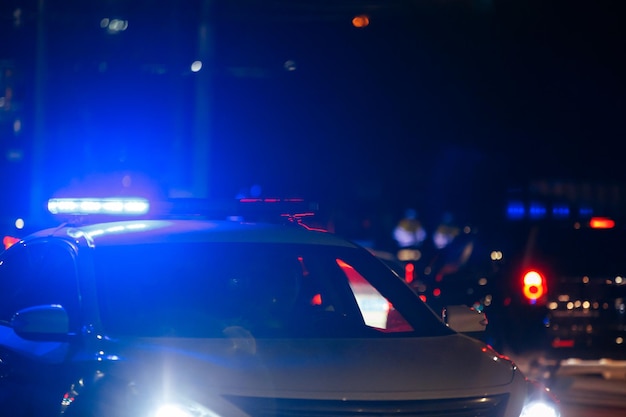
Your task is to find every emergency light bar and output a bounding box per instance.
[46,196,319,224]
[47,198,150,215]
[506,200,594,221]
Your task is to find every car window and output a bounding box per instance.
[0,241,80,328]
[93,241,442,338]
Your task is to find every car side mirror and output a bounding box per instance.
[11,304,71,341]
[442,304,488,333]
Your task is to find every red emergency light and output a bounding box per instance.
[589,217,615,229]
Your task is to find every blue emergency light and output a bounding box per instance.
[506,199,595,221]
[506,201,525,220]
[47,198,150,216]
[528,202,547,219]
[45,196,319,227]
[551,204,570,218]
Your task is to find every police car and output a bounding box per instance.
[0,197,559,417]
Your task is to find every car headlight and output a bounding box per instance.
[520,379,560,417]
[520,400,560,417]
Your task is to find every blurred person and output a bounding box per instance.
[432,211,459,249]
[393,208,427,248]
[433,229,474,282]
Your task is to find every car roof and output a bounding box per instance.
[25,219,360,248]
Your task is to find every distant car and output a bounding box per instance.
[500,216,626,362]
[0,197,559,417]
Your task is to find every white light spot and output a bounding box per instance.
[108,19,128,33]
[284,59,297,71]
[191,60,203,72]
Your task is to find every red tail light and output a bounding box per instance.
[404,263,414,283]
[522,269,547,304]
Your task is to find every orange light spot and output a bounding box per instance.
[590,217,615,229]
[352,14,370,28]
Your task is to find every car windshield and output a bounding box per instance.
[93,241,448,338]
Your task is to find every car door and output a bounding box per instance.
[0,239,81,416]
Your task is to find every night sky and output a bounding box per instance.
[2,0,625,226]
[211,0,626,217]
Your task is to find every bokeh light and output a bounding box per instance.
[191,60,203,72]
[352,14,370,28]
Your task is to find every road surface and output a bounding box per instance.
[505,350,626,416]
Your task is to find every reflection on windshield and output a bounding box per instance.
[94,242,436,338]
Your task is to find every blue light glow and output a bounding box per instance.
[506,201,525,220]
[529,202,546,219]
[48,198,150,215]
[551,205,569,218]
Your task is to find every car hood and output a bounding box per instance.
[96,331,519,400]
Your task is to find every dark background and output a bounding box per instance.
[1,0,625,237]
